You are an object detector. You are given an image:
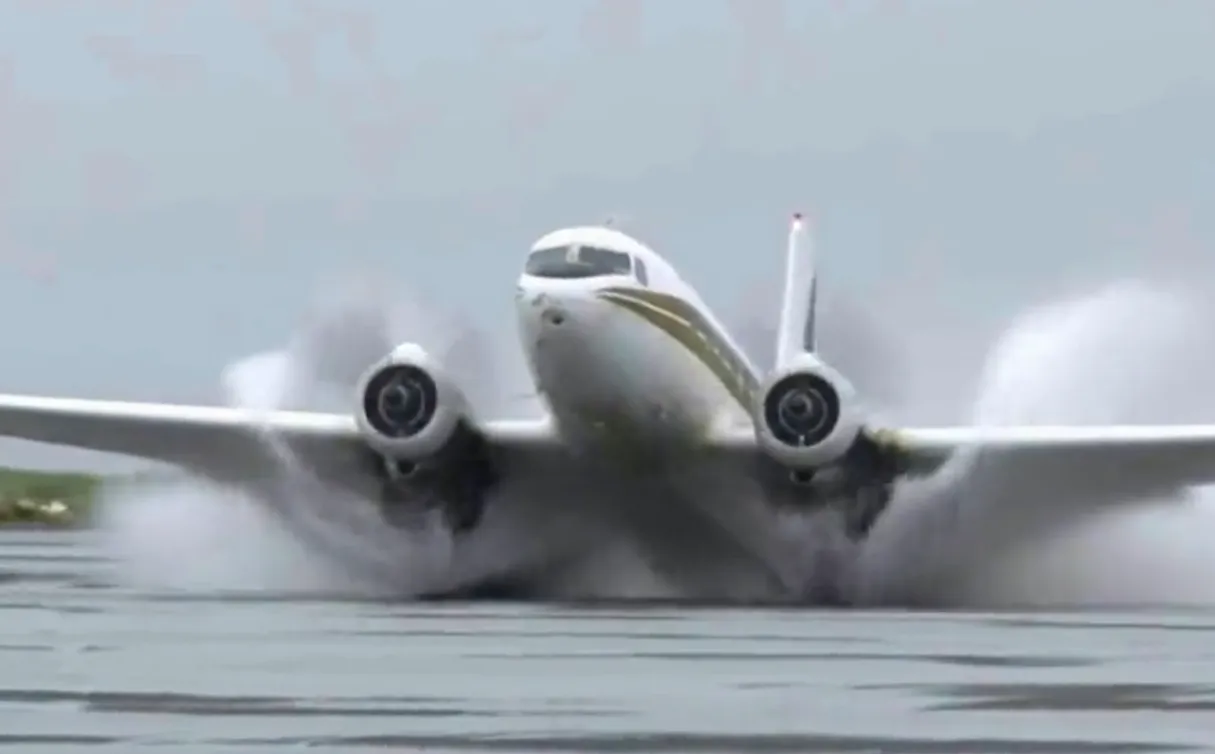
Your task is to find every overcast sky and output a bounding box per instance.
[0,0,1213,469]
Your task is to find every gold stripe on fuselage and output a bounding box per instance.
[597,287,760,413]
[598,289,912,467]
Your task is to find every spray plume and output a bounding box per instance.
[97,274,533,597]
[858,280,1215,608]
[97,273,1215,608]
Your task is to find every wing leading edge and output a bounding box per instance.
[2,392,1213,508]
[709,423,1215,495]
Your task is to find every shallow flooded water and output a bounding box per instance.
[0,530,1211,752]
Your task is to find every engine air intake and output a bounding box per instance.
[762,371,841,447]
[362,364,439,439]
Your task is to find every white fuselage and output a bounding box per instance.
[514,226,759,465]
[510,227,821,600]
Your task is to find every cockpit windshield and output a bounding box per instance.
[525,245,634,279]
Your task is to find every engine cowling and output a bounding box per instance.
[753,353,864,471]
[354,342,470,461]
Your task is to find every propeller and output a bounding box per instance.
[275,272,533,419]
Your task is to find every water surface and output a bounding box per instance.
[0,531,1211,753]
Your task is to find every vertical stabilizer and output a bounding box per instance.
[774,213,817,369]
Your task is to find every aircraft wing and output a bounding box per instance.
[710,423,1215,500]
[6,391,1213,517]
[0,394,558,498]
[895,425,1215,493]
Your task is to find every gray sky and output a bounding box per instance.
[1,0,1213,469]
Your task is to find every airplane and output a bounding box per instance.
[4,215,1215,601]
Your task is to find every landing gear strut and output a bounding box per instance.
[376,461,489,534]
[759,431,900,542]
[376,484,426,530]
[368,429,498,535]
[835,433,898,541]
[838,483,892,541]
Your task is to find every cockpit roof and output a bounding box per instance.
[529,226,653,258]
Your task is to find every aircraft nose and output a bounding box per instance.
[533,293,568,327]
[517,284,594,333]
[517,283,616,405]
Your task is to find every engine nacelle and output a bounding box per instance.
[354,342,471,462]
[753,353,865,471]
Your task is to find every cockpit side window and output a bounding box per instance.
[634,257,649,286]
[525,245,634,279]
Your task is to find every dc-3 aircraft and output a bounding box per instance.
[3,216,1215,598]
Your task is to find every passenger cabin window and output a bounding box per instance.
[525,245,634,279]
[634,258,649,286]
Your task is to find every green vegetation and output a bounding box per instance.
[0,467,102,528]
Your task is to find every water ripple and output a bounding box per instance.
[0,532,1210,753]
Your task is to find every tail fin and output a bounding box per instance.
[774,213,817,369]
